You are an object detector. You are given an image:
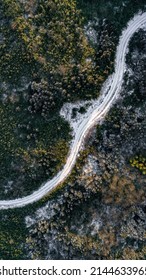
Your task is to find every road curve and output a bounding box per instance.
[0,12,146,209]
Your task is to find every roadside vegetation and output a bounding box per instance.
[77,0,146,81]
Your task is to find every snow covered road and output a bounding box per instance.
[0,12,146,209]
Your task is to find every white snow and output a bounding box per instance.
[84,18,99,45]
[82,155,98,176]
[3,181,13,194]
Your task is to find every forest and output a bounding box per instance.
[0,0,145,260]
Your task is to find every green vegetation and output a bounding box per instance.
[0,210,27,259]
[0,96,71,198]
[0,0,99,100]
[0,104,17,161]
[130,155,146,175]
[77,0,146,28]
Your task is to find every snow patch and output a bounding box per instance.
[4,181,13,194]
[90,218,102,236]
[25,197,64,228]
[60,100,91,136]
[83,155,98,176]
[60,74,113,141]
[84,19,99,45]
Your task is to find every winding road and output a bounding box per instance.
[0,12,146,209]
